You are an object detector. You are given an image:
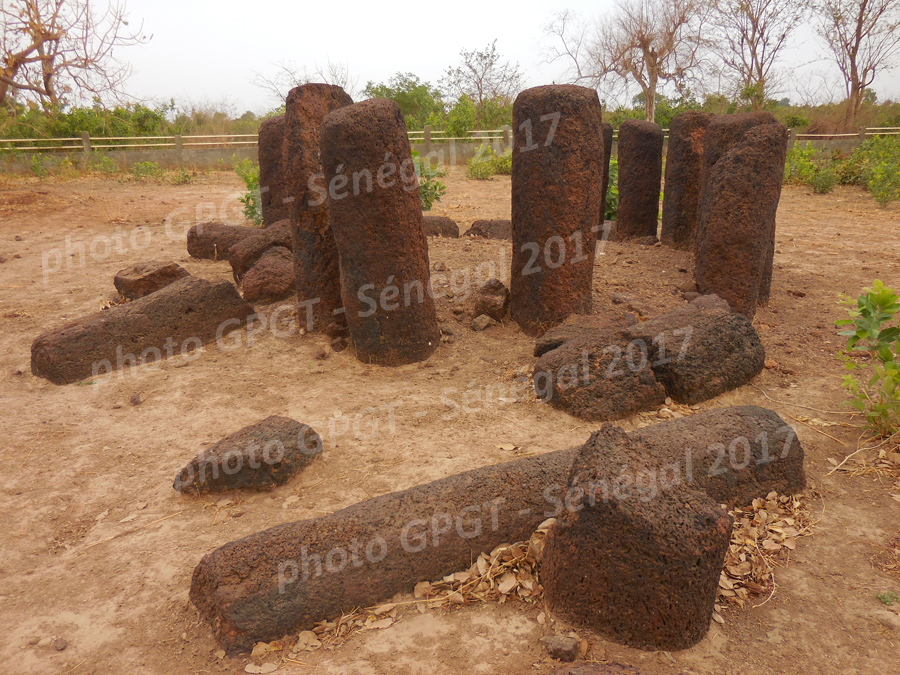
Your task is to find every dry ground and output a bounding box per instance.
[0,167,899,675]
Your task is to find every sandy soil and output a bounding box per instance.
[0,167,899,675]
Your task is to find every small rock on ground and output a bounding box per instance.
[540,635,579,662]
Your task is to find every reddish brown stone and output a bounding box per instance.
[696,124,788,319]
[548,664,644,675]
[321,98,441,365]
[282,84,354,330]
[510,85,603,336]
[228,220,292,282]
[422,215,459,238]
[187,222,257,260]
[600,122,614,220]
[258,115,289,226]
[464,219,511,239]
[534,314,634,357]
[615,120,663,241]
[31,277,254,385]
[473,278,510,322]
[114,260,189,300]
[660,112,714,249]
[241,246,294,303]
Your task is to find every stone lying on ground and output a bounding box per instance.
[187,222,257,260]
[258,115,289,226]
[471,314,498,331]
[114,261,189,300]
[422,216,459,238]
[229,219,292,282]
[540,635,578,662]
[174,416,322,493]
[190,405,805,652]
[241,247,295,303]
[31,277,254,385]
[534,314,634,357]
[549,665,644,675]
[464,219,512,240]
[473,278,510,322]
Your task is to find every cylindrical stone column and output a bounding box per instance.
[321,98,441,366]
[257,114,289,226]
[615,119,663,241]
[510,84,603,336]
[600,122,614,225]
[282,84,353,331]
[660,112,714,249]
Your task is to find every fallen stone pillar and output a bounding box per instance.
[114,261,189,300]
[320,98,440,365]
[228,220,292,282]
[660,112,714,249]
[31,277,254,385]
[615,120,663,241]
[187,222,257,260]
[510,85,603,336]
[258,115,289,226]
[465,219,512,240]
[422,215,459,238]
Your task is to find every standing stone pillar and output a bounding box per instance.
[510,85,603,336]
[615,120,663,241]
[320,98,441,366]
[282,84,354,331]
[600,122,614,225]
[258,115,289,226]
[660,112,714,249]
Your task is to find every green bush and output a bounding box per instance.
[233,155,263,225]
[809,165,837,194]
[465,150,495,180]
[490,149,512,175]
[412,150,446,211]
[170,168,193,185]
[836,280,900,437]
[605,158,619,221]
[784,142,818,184]
[90,155,118,175]
[29,154,48,178]
[132,161,163,179]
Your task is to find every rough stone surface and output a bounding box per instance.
[321,98,441,365]
[600,122,614,222]
[511,85,603,336]
[465,219,512,240]
[661,112,714,250]
[241,247,295,303]
[471,314,497,331]
[615,120,663,241]
[229,220,292,282]
[282,84,354,330]
[533,332,667,422]
[258,115,289,226]
[422,216,459,238]
[31,277,254,385]
[174,417,321,493]
[624,294,766,404]
[548,664,644,675]
[114,261,189,300]
[187,222,257,260]
[473,278,510,322]
[696,123,788,318]
[540,635,578,662]
[534,314,634,357]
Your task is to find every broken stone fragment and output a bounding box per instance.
[113,261,189,300]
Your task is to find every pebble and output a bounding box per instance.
[539,635,578,662]
[471,315,496,332]
[52,638,67,651]
[130,393,143,406]
[611,292,632,305]
[433,261,447,272]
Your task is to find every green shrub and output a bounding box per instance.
[412,150,446,211]
[784,142,818,184]
[170,168,193,185]
[465,151,495,180]
[838,135,900,205]
[605,158,619,221]
[233,155,263,225]
[809,165,837,194]
[490,149,512,175]
[836,280,900,437]
[29,154,48,178]
[132,161,163,179]
[90,155,118,175]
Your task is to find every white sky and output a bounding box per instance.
[121,0,900,115]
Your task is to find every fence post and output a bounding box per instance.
[175,134,184,164]
[423,124,432,158]
[859,127,867,143]
[788,128,797,150]
[81,132,91,168]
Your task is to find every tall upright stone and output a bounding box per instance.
[320,98,441,365]
[660,112,713,249]
[600,122,614,223]
[615,120,663,241]
[257,115,289,226]
[695,123,788,319]
[510,85,603,336]
[282,84,353,331]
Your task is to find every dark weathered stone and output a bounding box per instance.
[660,112,714,250]
[228,220,292,282]
[321,98,441,366]
[624,294,766,404]
[282,84,354,330]
[548,664,644,675]
[465,219,512,240]
[615,120,663,241]
[258,115,289,226]
[31,277,255,385]
[114,261,189,300]
[174,416,321,494]
[241,247,295,303]
[534,314,634,357]
[422,216,459,238]
[473,278,510,322]
[696,124,788,319]
[543,424,732,651]
[511,85,603,336]
[533,332,667,422]
[540,635,578,662]
[600,122,614,222]
[187,222,257,260]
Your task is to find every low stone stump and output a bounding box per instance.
[534,314,635,357]
[465,219,512,240]
[660,111,714,249]
[241,247,295,303]
[174,417,322,493]
[615,120,663,241]
[258,115,289,226]
[187,222,257,260]
[114,261,189,300]
[423,216,459,238]
[473,279,510,322]
[31,277,254,385]
[228,220,292,282]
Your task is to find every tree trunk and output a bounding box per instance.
[644,86,656,123]
[843,82,863,132]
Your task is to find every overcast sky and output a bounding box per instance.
[121,0,900,115]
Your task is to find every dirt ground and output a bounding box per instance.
[1,167,899,675]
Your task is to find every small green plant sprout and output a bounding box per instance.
[836,280,900,437]
[232,154,263,226]
[877,591,899,606]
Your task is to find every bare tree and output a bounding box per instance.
[252,59,359,105]
[711,0,811,109]
[442,40,522,109]
[815,0,900,130]
[547,1,711,122]
[0,0,149,107]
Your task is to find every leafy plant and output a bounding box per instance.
[809,165,837,194]
[30,154,48,178]
[490,148,512,175]
[605,157,619,221]
[233,155,263,225]
[131,161,163,179]
[170,167,193,185]
[465,151,495,180]
[784,142,818,184]
[878,591,900,606]
[412,150,446,211]
[836,280,900,437]
[90,155,118,175]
